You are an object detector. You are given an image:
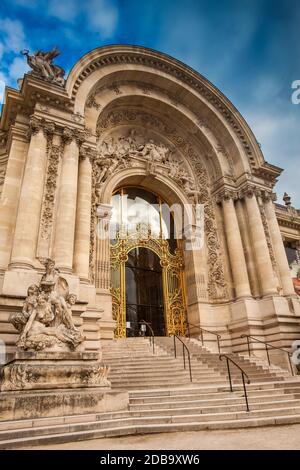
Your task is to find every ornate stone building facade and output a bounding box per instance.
[0,45,299,357]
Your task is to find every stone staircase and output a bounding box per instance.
[0,336,300,448]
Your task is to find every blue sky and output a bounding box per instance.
[0,0,299,206]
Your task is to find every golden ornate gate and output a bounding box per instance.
[110,228,187,338]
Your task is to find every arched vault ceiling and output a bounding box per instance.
[67,45,269,178]
[94,98,225,184]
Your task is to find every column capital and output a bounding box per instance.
[79,145,97,164]
[238,184,262,200]
[214,188,238,204]
[62,127,87,146]
[96,203,113,220]
[27,116,56,140]
[261,190,277,203]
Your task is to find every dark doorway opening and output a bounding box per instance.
[125,247,165,336]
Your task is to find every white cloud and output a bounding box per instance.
[47,0,119,38]
[0,42,4,61]
[9,57,30,81]
[246,108,300,207]
[14,0,40,7]
[86,0,119,38]
[0,72,8,106]
[0,18,27,53]
[48,0,79,22]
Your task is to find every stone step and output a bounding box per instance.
[127,380,300,397]
[108,371,222,379]
[129,388,300,404]
[129,394,300,410]
[2,406,300,449]
[3,413,300,449]
[128,399,300,415]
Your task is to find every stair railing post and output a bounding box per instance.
[200,330,204,347]
[173,335,177,359]
[226,357,233,392]
[188,353,192,382]
[217,336,221,354]
[288,353,294,376]
[246,336,251,356]
[242,372,250,412]
[183,343,186,369]
[265,343,271,366]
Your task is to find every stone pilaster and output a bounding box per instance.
[235,199,260,297]
[54,128,84,272]
[242,186,278,296]
[95,204,113,290]
[73,147,93,281]
[217,190,251,298]
[0,125,29,269]
[10,117,51,268]
[263,192,295,296]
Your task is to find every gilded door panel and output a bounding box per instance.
[110,231,187,337]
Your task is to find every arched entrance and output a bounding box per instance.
[125,247,165,336]
[110,187,187,338]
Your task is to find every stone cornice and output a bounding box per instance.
[213,183,274,204]
[0,74,72,133]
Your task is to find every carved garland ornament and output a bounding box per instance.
[40,137,60,241]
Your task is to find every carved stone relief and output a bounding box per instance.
[40,139,61,243]
[73,53,254,165]
[10,258,84,352]
[91,109,228,300]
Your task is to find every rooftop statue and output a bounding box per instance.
[21,47,65,86]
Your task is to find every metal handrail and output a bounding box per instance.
[139,320,155,354]
[241,334,294,376]
[173,335,192,382]
[219,354,251,412]
[187,322,221,354]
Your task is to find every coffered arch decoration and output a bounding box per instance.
[66,45,271,180]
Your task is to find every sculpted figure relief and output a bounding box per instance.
[11,259,84,351]
[96,129,198,201]
[21,47,65,86]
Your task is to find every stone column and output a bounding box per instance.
[243,188,278,296]
[73,148,93,281]
[220,194,251,298]
[54,128,83,272]
[10,117,51,268]
[263,193,295,295]
[95,204,113,289]
[0,125,29,269]
[235,199,260,297]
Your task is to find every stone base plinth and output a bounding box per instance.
[0,387,129,421]
[0,351,110,392]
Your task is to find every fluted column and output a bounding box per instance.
[95,204,113,289]
[10,117,51,268]
[263,192,295,295]
[54,128,83,272]
[220,193,251,298]
[243,188,278,295]
[73,148,93,281]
